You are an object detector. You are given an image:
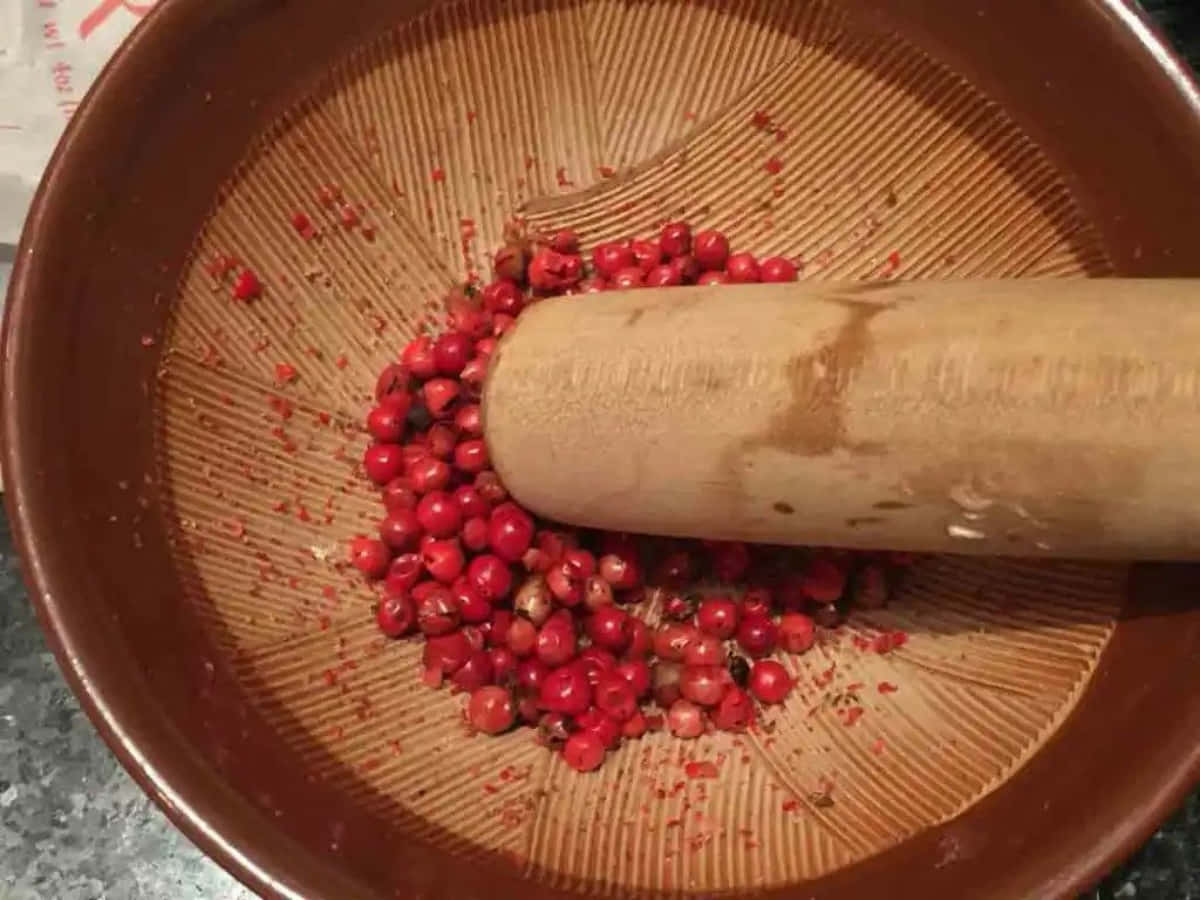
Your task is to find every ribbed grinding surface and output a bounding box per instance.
[154,0,1120,892]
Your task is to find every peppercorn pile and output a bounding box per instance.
[349,222,908,772]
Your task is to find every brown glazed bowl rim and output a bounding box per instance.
[7,1,1200,898]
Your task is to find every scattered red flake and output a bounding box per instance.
[751,110,773,130]
[845,682,865,694]
[296,505,311,523]
[842,706,865,727]
[555,166,573,188]
[140,334,155,347]
[275,362,298,384]
[318,615,331,631]
[339,205,360,229]
[431,167,446,184]
[362,225,376,242]
[684,110,697,121]
[291,211,315,238]
[878,681,899,694]
[227,520,246,538]
[870,738,886,755]
[524,154,535,171]
[316,184,340,207]
[483,784,499,795]
[598,165,616,178]
[781,798,799,813]
[872,630,909,654]
[813,664,836,687]
[765,157,783,176]
[317,411,332,426]
[232,269,262,301]
[466,110,478,125]
[334,354,349,369]
[271,500,288,513]
[321,585,338,601]
[323,668,338,687]
[684,761,719,780]
[268,395,294,420]
[880,250,901,275]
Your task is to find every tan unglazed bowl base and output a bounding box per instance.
[9,1,1200,899]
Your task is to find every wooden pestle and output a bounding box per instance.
[482,280,1200,559]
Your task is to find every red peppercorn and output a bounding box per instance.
[592,242,635,279]
[401,335,438,380]
[803,557,847,604]
[433,331,473,376]
[538,664,592,716]
[679,665,729,707]
[454,403,483,437]
[736,614,778,657]
[528,249,584,292]
[379,508,422,551]
[683,634,726,667]
[451,649,495,693]
[366,405,407,443]
[468,686,516,734]
[426,423,457,459]
[385,552,424,593]
[610,266,645,290]
[779,612,816,654]
[375,363,409,404]
[232,268,262,301]
[485,609,514,647]
[598,552,641,590]
[644,264,683,287]
[453,577,492,624]
[697,270,731,286]
[749,659,792,704]
[416,584,460,635]
[493,244,528,282]
[536,616,578,667]
[516,657,550,693]
[506,617,537,658]
[474,471,508,505]
[615,659,651,698]
[582,575,614,611]
[452,485,489,519]
[710,541,751,582]
[576,708,622,750]
[726,252,761,283]
[630,238,663,274]
[488,647,517,684]
[663,592,697,622]
[696,596,740,639]
[424,630,472,675]
[482,279,525,316]
[422,538,464,585]
[488,503,535,562]
[415,491,463,538]
[549,229,580,254]
[586,606,632,653]
[711,687,756,731]
[514,574,554,627]
[760,256,799,283]
[653,623,699,662]
[376,592,416,637]
[407,456,452,495]
[667,699,704,739]
[562,731,606,772]
[594,675,638,721]
[671,254,700,283]
[625,618,651,659]
[468,554,513,602]
[742,585,774,618]
[546,562,583,607]
[461,516,489,552]
[349,537,391,580]
[382,478,417,511]
[660,222,692,258]
[576,647,618,686]
[454,438,489,474]
[422,378,460,419]
[693,230,730,271]
[363,444,405,485]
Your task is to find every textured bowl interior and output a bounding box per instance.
[11,1,1200,899]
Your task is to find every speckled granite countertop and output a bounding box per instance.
[4,3,1200,897]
